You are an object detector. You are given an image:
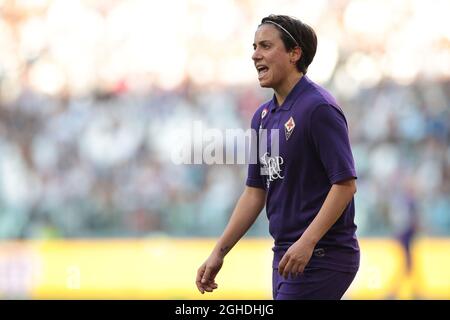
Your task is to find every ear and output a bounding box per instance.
[289,47,302,64]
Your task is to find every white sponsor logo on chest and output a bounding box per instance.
[260,152,284,189]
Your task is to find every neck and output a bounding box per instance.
[274,72,303,106]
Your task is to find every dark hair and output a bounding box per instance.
[260,15,317,74]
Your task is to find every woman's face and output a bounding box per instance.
[252,24,296,90]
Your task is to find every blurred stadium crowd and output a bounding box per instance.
[0,0,449,239]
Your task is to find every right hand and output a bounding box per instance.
[196,253,223,294]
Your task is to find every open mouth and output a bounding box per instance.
[256,65,269,79]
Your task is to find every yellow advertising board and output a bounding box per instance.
[0,238,448,299]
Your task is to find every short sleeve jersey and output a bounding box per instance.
[246,75,359,273]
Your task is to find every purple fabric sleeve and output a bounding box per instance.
[310,104,357,184]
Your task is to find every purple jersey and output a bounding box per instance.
[247,75,359,273]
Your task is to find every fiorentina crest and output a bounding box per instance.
[284,116,295,140]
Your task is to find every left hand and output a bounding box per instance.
[278,238,315,279]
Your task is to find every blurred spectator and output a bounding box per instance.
[0,0,449,239]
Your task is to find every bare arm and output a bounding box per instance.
[212,186,266,257]
[196,186,266,293]
[301,179,356,246]
[278,179,357,278]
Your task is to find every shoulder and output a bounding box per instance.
[300,77,346,120]
[302,77,340,108]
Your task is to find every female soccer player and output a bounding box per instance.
[196,14,359,300]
